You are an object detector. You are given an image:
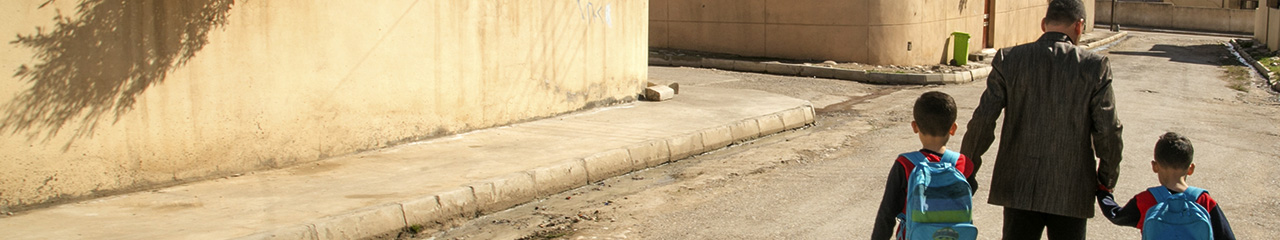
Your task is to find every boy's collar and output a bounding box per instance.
[919,148,944,156]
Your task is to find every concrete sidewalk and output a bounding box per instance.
[0,86,813,240]
[651,30,1129,85]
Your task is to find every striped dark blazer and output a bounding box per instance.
[960,32,1124,219]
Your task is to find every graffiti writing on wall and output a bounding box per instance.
[575,0,612,27]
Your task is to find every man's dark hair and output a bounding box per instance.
[913,91,957,136]
[1045,0,1087,26]
[1154,132,1194,169]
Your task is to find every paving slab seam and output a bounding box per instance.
[268,104,817,240]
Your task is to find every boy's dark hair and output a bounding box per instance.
[913,91,957,136]
[1045,0,1086,26]
[1154,132,1194,169]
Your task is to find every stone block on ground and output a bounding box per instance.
[644,85,676,101]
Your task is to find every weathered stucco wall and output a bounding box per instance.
[1097,0,1254,34]
[651,0,987,66]
[0,0,648,211]
[1256,0,1280,50]
[988,0,1051,49]
[650,0,1084,66]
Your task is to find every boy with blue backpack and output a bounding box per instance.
[872,91,978,240]
[1096,132,1235,239]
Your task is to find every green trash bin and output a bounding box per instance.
[952,32,971,66]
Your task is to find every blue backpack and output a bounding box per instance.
[1143,186,1213,240]
[896,150,977,240]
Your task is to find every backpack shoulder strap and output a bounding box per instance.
[1182,187,1207,201]
[940,149,961,165]
[1147,186,1173,203]
[900,151,929,167]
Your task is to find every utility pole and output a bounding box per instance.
[1111,0,1119,31]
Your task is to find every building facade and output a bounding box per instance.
[1098,0,1254,34]
[651,0,1094,66]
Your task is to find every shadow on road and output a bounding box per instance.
[1108,44,1230,66]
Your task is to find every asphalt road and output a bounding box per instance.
[419,31,1280,240]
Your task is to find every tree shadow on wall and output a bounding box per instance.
[4,0,234,146]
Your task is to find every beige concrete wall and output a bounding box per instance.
[651,0,987,66]
[650,0,1084,65]
[1257,2,1280,50]
[1097,0,1254,33]
[0,0,648,211]
[1255,1,1267,42]
[988,0,1051,49]
[1086,0,1098,33]
[1272,7,1280,49]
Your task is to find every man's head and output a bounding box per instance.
[1042,0,1087,44]
[912,91,957,137]
[1153,132,1194,170]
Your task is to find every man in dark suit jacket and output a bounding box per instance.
[960,0,1124,239]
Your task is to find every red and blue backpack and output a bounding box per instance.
[895,150,977,240]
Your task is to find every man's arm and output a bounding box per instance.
[1090,57,1124,189]
[1095,189,1140,227]
[871,161,907,240]
[960,51,1008,192]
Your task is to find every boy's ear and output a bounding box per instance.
[911,121,920,134]
[1187,163,1196,176]
[948,123,958,136]
[1151,160,1159,173]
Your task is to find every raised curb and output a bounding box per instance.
[1226,39,1280,92]
[651,53,989,85]
[234,104,816,239]
[582,148,637,183]
[652,31,1130,85]
[1080,31,1130,50]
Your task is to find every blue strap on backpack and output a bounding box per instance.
[1142,186,1213,240]
[895,150,977,240]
